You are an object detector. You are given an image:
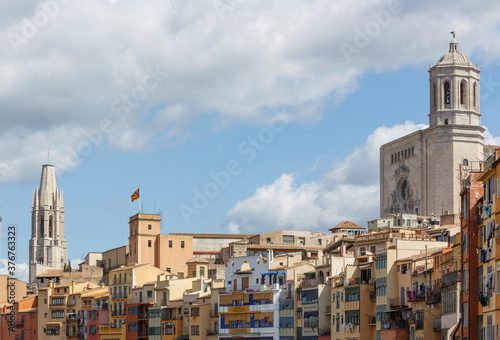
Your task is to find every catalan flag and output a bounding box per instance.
[131,188,140,202]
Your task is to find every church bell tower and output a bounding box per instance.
[29,164,67,282]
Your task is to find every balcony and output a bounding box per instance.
[344,324,359,334]
[66,314,77,322]
[162,313,182,321]
[369,291,376,301]
[442,270,461,286]
[345,278,360,286]
[433,318,441,330]
[325,306,331,314]
[345,300,360,310]
[408,291,425,301]
[368,315,376,325]
[381,320,407,330]
[210,310,219,318]
[388,298,409,310]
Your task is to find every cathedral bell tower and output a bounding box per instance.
[428,35,481,127]
[29,164,67,283]
[380,34,486,218]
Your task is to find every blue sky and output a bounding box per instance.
[2,0,500,282]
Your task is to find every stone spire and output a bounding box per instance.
[29,164,67,283]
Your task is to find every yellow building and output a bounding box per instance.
[108,263,165,328]
[186,256,209,279]
[37,281,98,340]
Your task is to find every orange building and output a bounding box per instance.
[127,213,193,276]
[1,295,38,340]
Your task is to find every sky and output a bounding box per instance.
[2,0,500,282]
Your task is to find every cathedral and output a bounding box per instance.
[29,164,67,283]
[380,36,495,218]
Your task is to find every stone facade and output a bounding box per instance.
[29,164,67,283]
[380,38,491,217]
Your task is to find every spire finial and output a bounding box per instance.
[450,30,455,39]
[47,149,50,164]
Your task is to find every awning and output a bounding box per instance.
[174,335,189,340]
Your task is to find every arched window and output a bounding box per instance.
[463,159,469,167]
[473,82,477,107]
[433,82,437,108]
[49,215,53,238]
[460,81,465,105]
[444,81,451,105]
[40,215,44,237]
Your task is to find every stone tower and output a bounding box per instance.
[29,164,67,282]
[380,36,488,217]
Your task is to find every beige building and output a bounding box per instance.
[37,281,97,340]
[380,37,493,218]
[0,275,27,303]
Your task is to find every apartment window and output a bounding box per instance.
[401,264,408,274]
[415,310,424,330]
[51,310,64,318]
[191,307,200,317]
[148,224,152,230]
[497,263,500,294]
[166,267,171,272]
[89,325,96,334]
[200,267,205,277]
[266,238,272,244]
[89,311,96,320]
[147,290,153,298]
[463,303,468,328]
[181,241,185,248]
[283,235,294,244]
[191,325,199,335]
[169,240,172,248]
[463,268,469,292]
[148,240,152,247]
[370,246,376,253]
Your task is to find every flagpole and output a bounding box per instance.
[139,184,141,213]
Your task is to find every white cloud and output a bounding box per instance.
[0,260,29,283]
[224,121,426,233]
[2,1,500,181]
[483,127,500,146]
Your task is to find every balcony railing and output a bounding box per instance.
[408,291,425,301]
[381,320,407,330]
[433,318,441,330]
[344,324,359,334]
[162,313,182,321]
[442,270,461,286]
[388,297,408,309]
